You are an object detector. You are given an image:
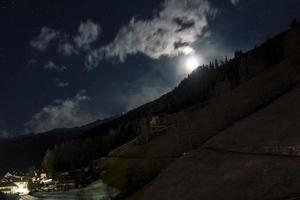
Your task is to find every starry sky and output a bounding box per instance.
[0,0,300,137]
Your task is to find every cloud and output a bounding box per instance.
[56,20,100,56]
[122,86,171,111]
[116,68,174,111]
[230,0,240,5]
[44,60,67,72]
[57,42,77,56]
[30,27,59,51]
[85,0,217,69]
[74,20,101,51]
[24,91,92,133]
[30,20,100,57]
[55,81,69,88]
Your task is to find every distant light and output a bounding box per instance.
[13,182,29,195]
[185,56,200,72]
[182,46,194,55]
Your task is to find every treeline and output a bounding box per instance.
[148,35,285,115]
[152,55,242,114]
[43,121,139,176]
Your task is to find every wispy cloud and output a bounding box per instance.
[57,42,77,56]
[31,20,100,57]
[24,91,92,133]
[54,80,70,88]
[30,27,59,51]
[85,0,217,69]
[230,0,240,5]
[74,20,101,51]
[44,60,67,72]
[121,85,171,111]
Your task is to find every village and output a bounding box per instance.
[0,161,101,198]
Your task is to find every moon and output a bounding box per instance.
[185,56,200,72]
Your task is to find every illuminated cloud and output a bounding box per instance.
[118,85,171,111]
[44,60,67,72]
[57,42,77,56]
[231,0,240,5]
[30,27,59,51]
[74,20,101,51]
[24,91,92,133]
[54,80,70,88]
[85,0,217,69]
[182,46,195,55]
[31,20,100,55]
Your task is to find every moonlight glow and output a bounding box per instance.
[185,56,200,72]
[182,46,194,55]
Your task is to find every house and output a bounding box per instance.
[40,179,53,184]
[0,172,29,195]
[1,172,25,183]
[30,170,48,184]
[40,172,47,180]
[39,179,76,192]
[0,182,18,194]
[40,179,55,192]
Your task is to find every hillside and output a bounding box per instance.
[140,74,300,200]
[134,24,300,199]
[95,21,300,199]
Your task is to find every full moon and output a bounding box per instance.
[185,56,200,72]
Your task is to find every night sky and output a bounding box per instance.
[0,0,300,137]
